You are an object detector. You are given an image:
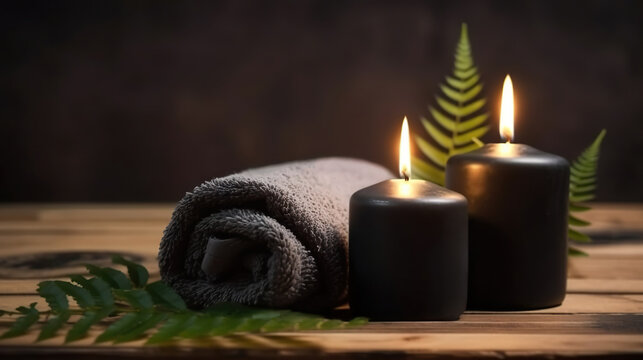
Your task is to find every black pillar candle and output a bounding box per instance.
[445,75,570,310]
[446,144,569,310]
[349,180,468,320]
[348,118,468,321]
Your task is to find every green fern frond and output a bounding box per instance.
[413,22,489,185]
[568,129,606,255]
[0,256,367,345]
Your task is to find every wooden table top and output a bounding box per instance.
[0,203,641,359]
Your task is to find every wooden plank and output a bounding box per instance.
[0,274,162,295]
[2,291,642,323]
[579,203,643,230]
[527,293,643,314]
[568,257,643,280]
[0,221,166,233]
[573,243,643,257]
[0,332,642,358]
[359,313,643,334]
[567,278,643,294]
[1,300,642,355]
[0,204,174,222]
[0,233,161,252]
[2,309,641,337]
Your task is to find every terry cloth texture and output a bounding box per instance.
[158,157,392,311]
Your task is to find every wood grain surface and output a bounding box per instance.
[0,203,642,359]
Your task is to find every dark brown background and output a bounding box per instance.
[2,0,642,202]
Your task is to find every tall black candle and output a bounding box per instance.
[349,118,468,320]
[445,76,569,310]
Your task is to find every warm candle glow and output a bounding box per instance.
[499,75,514,143]
[399,116,411,181]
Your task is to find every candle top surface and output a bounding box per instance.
[351,179,466,204]
[448,143,569,167]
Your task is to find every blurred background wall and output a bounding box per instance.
[2,0,642,202]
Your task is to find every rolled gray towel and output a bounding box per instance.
[158,157,392,311]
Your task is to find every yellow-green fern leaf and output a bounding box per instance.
[454,126,489,146]
[413,22,489,186]
[415,135,448,167]
[457,113,489,133]
[411,157,445,185]
[454,66,477,80]
[452,141,483,155]
[420,117,451,149]
[429,108,455,132]
[446,75,479,91]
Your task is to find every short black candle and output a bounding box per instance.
[349,179,468,321]
[446,143,569,310]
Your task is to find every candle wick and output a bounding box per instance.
[404,174,409,181]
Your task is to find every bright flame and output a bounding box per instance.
[499,74,514,143]
[399,116,411,180]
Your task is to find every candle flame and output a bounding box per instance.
[500,74,514,143]
[399,116,411,181]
